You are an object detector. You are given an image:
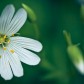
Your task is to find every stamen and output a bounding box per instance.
[11,33,20,37]
[2,43,6,50]
[7,40,10,43]
[0,34,10,49]
[4,35,6,39]
[3,47,7,50]
[10,49,14,53]
[12,34,14,37]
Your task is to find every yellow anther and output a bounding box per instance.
[12,34,14,36]
[10,49,14,53]
[7,40,10,43]
[3,47,7,50]
[4,35,6,39]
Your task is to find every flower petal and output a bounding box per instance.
[9,43,41,65]
[75,60,84,74]
[5,8,27,36]
[6,48,23,77]
[0,4,15,34]
[10,36,43,52]
[0,49,13,80]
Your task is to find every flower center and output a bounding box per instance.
[0,37,5,44]
[0,34,10,49]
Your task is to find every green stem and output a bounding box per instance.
[81,4,84,19]
[63,30,72,46]
[32,23,40,39]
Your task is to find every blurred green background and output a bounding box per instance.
[0,0,84,84]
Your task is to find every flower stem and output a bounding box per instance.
[63,30,72,46]
[32,23,40,39]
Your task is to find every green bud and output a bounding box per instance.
[22,3,37,23]
[67,45,84,74]
[68,45,82,63]
[63,30,84,74]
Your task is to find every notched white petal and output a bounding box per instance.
[6,49,23,77]
[10,36,43,52]
[0,4,15,34]
[0,50,13,80]
[6,8,27,36]
[17,48,41,65]
[9,44,41,65]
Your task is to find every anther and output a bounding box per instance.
[3,47,7,50]
[10,49,14,53]
[12,34,14,37]
[7,40,10,43]
[4,35,6,39]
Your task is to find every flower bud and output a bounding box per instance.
[63,30,84,74]
[22,3,37,23]
[67,45,84,74]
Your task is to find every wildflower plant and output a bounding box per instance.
[0,4,43,80]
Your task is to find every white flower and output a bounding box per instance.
[0,4,42,80]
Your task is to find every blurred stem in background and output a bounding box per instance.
[79,0,84,20]
[79,0,84,36]
[63,30,84,74]
[32,23,40,39]
[81,4,84,19]
[63,30,72,46]
[22,3,40,39]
